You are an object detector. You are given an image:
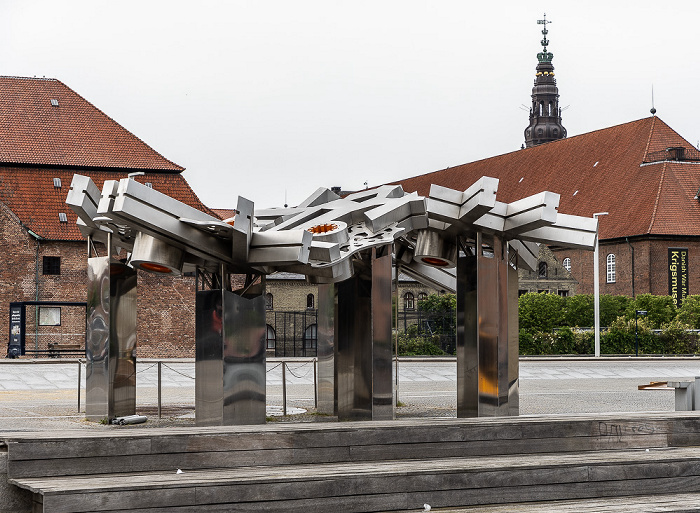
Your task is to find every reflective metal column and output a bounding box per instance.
[456,234,518,417]
[85,256,137,421]
[334,246,394,421]
[195,289,266,426]
[316,283,336,415]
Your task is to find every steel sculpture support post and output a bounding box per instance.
[195,275,266,426]
[456,233,518,417]
[317,245,394,420]
[85,255,137,421]
[316,282,336,415]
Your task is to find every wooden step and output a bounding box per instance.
[11,447,700,513]
[409,493,700,512]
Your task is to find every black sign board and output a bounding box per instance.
[668,248,689,308]
[8,302,26,357]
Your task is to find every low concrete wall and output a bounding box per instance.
[0,451,32,513]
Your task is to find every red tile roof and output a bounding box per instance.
[212,208,236,220]
[0,168,215,241]
[0,76,183,171]
[394,117,700,241]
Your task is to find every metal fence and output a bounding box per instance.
[396,309,457,355]
[265,310,318,357]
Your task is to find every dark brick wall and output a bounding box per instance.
[1,205,197,357]
[554,238,700,297]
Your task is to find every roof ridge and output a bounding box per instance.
[642,116,657,162]
[0,75,58,82]
[55,80,185,172]
[647,160,667,234]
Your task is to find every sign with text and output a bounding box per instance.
[8,302,25,357]
[668,247,689,308]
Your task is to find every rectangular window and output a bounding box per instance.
[557,290,569,297]
[42,256,61,275]
[39,307,61,326]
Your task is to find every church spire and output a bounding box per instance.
[524,14,567,148]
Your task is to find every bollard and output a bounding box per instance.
[77,360,82,413]
[158,361,162,419]
[282,362,287,416]
[313,358,318,409]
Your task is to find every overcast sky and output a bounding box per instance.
[1,1,698,209]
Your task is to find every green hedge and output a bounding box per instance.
[398,292,700,355]
[518,292,700,355]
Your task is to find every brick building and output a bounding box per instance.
[1,76,215,358]
[396,116,700,304]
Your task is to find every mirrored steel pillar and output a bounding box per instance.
[331,245,393,421]
[456,234,518,417]
[85,256,137,421]
[316,282,336,415]
[195,284,266,426]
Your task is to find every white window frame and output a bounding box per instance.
[606,254,616,283]
[562,257,571,272]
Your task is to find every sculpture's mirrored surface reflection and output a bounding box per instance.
[68,174,597,424]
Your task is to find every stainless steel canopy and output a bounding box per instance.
[68,174,597,424]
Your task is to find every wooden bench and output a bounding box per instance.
[47,343,83,358]
[4,412,700,512]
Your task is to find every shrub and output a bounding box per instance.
[519,292,565,333]
[676,295,700,329]
[397,333,445,356]
[626,294,676,329]
[659,319,697,355]
[563,294,594,327]
[600,295,631,327]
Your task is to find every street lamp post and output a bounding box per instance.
[593,212,609,357]
[635,310,647,357]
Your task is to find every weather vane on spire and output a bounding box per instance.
[537,13,553,63]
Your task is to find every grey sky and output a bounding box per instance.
[1,1,698,209]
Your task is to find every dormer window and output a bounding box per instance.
[50,99,59,107]
[58,212,68,223]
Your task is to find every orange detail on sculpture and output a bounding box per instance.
[421,257,450,267]
[308,223,338,234]
[139,262,173,273]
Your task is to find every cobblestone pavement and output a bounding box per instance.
[0,357,696,431]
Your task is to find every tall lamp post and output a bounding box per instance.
[635,310,647,357]
[593,212,609,357]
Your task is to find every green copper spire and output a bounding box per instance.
[537,13,553,63]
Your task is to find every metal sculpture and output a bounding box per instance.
[67,174,596,424]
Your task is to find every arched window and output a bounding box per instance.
[539,102,543,116]
[304,324,317,350]
[606,254,616,283]
[306,293,315,309]
[548,101,553,116]
[266,324,276,350]
[538,262,548,279]
[562,257,571,272]
[403,292,415,311]
[265,293,273,311]
[418,292,428,302]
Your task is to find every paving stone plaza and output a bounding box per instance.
[0,357,695,431]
